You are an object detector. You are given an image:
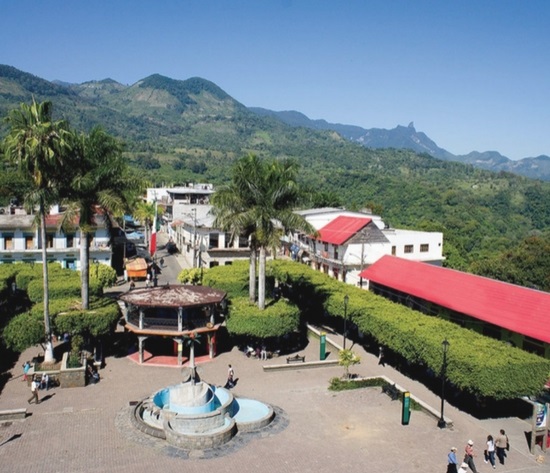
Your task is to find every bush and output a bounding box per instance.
[226,296,300,338]
[202,260,249,298]
[89,263,117,290]
[177,268,203,285]
[2,310,45,352]
[270,260,550,400]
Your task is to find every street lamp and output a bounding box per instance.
[438,339,450,428]
[343,295,350,350]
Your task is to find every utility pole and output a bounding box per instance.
[192,208,197,269]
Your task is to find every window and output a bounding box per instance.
[420,244,429,253]
[324,243,329,252]
[209,233,219,249]
[238,236,248,248]
[4,235,13,250]
[25,235,34,249]
[46,234,54,249]
[404,244,413,254]
[224,233,231,248]
[66,234,74,248]
[391,245,396,256]
[333,245,339,260]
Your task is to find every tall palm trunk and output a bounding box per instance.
[40,207,54,363]
[80,230,90,310]
[258,246,267,310]
[249,247,257,303]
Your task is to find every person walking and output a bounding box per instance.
[464,440,478,473]
[225,364,235,389]
[485,434,496,468]
[495,429,508,465]
[27,377,40,405]
[447,447,459,473]
[378,346,385,366]
[22,361,30,382]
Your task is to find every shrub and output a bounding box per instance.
[226,296,300,338]
[270,259,550,400]
[89,263,117,290]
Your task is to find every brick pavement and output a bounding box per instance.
[0,336,545,473]
[0,233,546,472]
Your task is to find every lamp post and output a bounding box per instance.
[343,295,350,350]
[438,339,450,428]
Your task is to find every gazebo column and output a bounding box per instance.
[138,336,147,364]
[139,308,144,329]
[209,305,215,325]
[175,337,183,365]
[208,333,216,359]
[178,307,183,332]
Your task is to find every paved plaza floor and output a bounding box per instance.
[0,233,546,472]
[0,335,546,473]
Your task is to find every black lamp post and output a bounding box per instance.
[438,339,450,428]
[343,295,350,350]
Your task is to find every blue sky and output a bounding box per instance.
[1,0,549,160]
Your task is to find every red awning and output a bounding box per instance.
[361,255,550,344]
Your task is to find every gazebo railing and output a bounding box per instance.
[127,312,210,331]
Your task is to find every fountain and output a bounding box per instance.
[131,367,274,450]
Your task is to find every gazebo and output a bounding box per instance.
[119,284,227,365]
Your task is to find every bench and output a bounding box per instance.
[286,354,305,364]
[382,383,401,401]
[0,408,27,421]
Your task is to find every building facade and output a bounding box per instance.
[288,208,444,286]
[0,206,113,269]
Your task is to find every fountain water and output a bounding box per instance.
[131,368,274,450]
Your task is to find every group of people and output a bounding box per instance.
[447,431,509,473]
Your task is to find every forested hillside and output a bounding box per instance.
[1,65,550,290]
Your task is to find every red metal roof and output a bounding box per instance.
[316,216,372,245]
[360,255,550,344]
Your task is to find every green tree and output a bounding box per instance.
[212,154,316,309]
[62,127,143,309]
[338,349,361,379]
[3,99,71,362]
[132,201,155,250]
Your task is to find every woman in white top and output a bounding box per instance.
[485,435,496,468]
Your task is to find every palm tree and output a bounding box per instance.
[62,127,143,309]
[212,154,316,309]
[3,99,71,362]
[132,201,156,249]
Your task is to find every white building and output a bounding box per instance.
[288,208,444,286]
[171,209,250,270]
[0,206,113,269]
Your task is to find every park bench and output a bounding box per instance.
[382,383,400,401]
[286,354,305,364]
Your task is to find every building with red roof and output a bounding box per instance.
[287,209,444,287]
[360,255,550,358]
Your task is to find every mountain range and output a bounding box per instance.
[1,64,549,181]
[250,108,550,181]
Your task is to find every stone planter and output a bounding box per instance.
[59,352,86,388]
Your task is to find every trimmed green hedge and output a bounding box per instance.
[226,296,300,338]
[270,260,550,400]
[1,263,121,353]
[202,260,250,298]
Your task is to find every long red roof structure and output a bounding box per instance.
[316,216,372,245]
[360,255,550,344]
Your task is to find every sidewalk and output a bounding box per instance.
[1,240,546,472]
[0,331,545,473]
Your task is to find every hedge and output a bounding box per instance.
[202,260,250,298]
[270,260,550,400]
[226,296,300,338]
[1,263,121,353]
